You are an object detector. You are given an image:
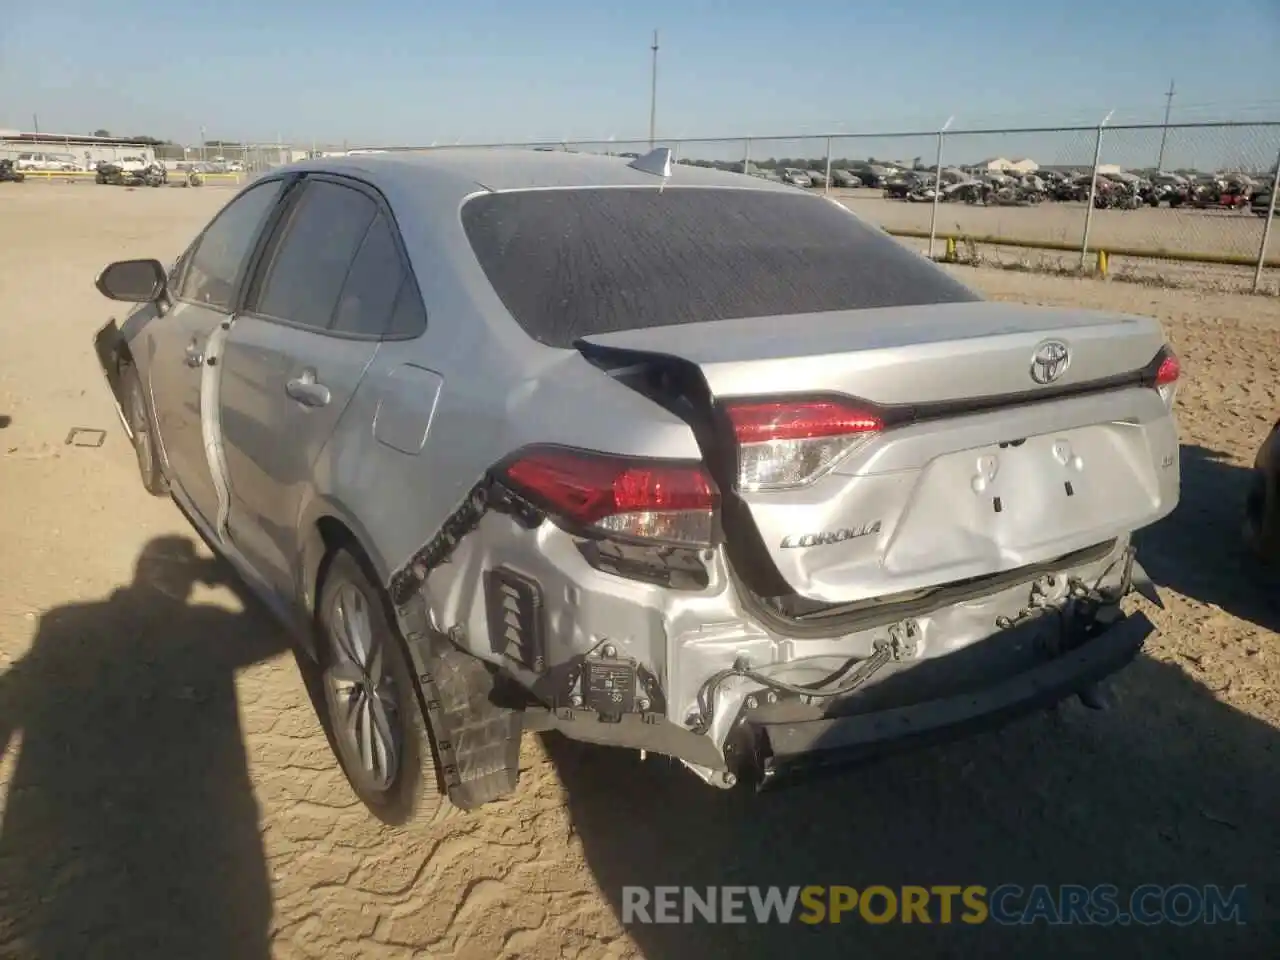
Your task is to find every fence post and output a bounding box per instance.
[1080,110,1114,270]
[928,116,954,260]
[1252,143,1280,292]
[823,136,833,197]
[743,138,751,176]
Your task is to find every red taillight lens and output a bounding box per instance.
[1155,350,1180,386]
[502,448,716,545]
[723,399,882,491]
[725,401,883,442]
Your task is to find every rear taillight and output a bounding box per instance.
[1154,349,1180,386]
[723,399,883,491]
[501,447,717,545]
[1150,345,1180,403]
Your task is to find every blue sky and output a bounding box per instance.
[3,0,1278,161]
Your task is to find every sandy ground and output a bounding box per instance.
[0,185,1277,959]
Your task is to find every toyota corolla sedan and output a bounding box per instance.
[93,148,1179,825]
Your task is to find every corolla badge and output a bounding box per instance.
[1030,339,1070,385]
[780,521,881,549]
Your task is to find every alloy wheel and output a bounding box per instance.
[323,581,402,793]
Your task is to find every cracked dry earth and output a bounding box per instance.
[0,186,1277,960]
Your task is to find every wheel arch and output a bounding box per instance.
[297,499,396,660]
[93,319,138,437]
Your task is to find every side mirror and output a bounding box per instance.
[95,258,167,303]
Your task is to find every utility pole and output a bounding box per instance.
[648,29,659,148]
[1156,79,1175,171]
[32,113,39,135]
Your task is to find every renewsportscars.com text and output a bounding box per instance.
[621,884,1249,926]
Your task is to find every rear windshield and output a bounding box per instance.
[461,186,979,348]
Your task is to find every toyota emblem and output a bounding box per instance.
[1030,340,1070,384]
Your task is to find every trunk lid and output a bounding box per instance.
[578,302,1180,604]
[578,302,1165,407]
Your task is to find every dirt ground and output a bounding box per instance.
[0,185,1277,959]
[834,189,1274,261]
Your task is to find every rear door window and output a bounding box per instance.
[251,179,377,330]
[461,186,979,348]
[329,211,425,338]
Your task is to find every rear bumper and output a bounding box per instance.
[752,610,1153,785]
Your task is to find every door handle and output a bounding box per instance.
[184,344,204,368]
[285,370,331,408]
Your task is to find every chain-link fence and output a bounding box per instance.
[12,120,1276,288]
[339,121,1277,291]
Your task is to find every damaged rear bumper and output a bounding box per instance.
[396,474,1159,790]
[750,610,1153,786]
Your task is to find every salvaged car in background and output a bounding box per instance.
[778,167,812,187]
[96,156,167,187]
[882,172,925,199]
[829,168,864,188]
[1188,176,1254,210]
[91,148,1179,825]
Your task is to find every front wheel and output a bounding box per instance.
[316,549,460,826]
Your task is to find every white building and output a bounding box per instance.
[973,156,1041,174]
[0,130,156,168]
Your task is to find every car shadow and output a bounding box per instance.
[545,651,1277,957]
[0,535,289,959]
[1135,443,1280,634]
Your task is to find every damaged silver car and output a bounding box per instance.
[92,148,1180,824]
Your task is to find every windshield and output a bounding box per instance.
[461,186,979,348]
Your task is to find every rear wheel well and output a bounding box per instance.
[312,516,360,618]
[309,516,394,635]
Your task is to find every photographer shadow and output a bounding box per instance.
[0,535,288,959]
[1134,443,1280,633]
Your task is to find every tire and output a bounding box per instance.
[121,362,169,496]
[314,549,461,826]
[1244,468,1280,562]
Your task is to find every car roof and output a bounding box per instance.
[275,148,798,201]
